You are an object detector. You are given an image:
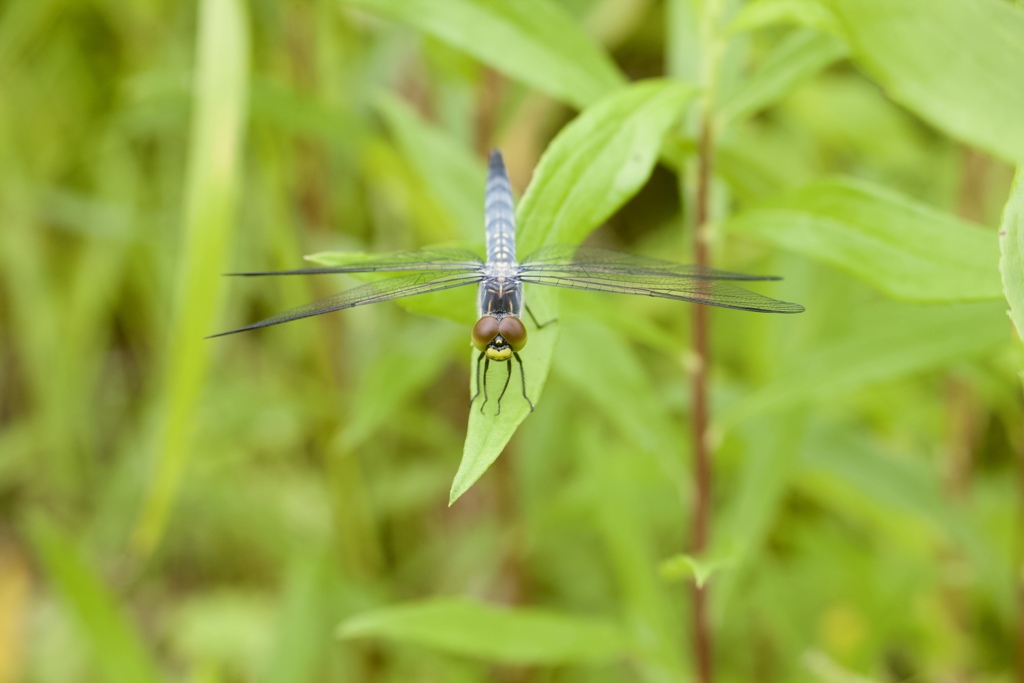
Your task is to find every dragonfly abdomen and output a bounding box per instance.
[485,150,517,266]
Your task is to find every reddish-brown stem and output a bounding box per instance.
[1018,437,1024,683]
[1011,392,1024,683]
[690,115,714,683]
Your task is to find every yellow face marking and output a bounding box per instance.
[485,347,512,361]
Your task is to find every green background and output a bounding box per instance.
[2,0,1024,681]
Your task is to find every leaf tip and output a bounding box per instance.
[448,484,465,507]
[658,553,732,588]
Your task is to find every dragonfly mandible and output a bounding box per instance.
[209,150,804,414]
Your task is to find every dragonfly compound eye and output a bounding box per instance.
[472,316,500,351]
[498,316,527,352]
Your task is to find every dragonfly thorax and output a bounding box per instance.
[472,314,527,362]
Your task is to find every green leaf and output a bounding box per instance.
[717,29,847,126]
[721,301,1010,427]
[304,251,479,325]
[249,79,364,155]
[726,178,1001,302]
[554,319,687,491]
[1000,168,1024,343]
[578,293,682,356]
[793,419,1009,617]
[337,598,630,665]
[666,0,700,83]
[374,93,484,242]
[132,0,250,557]
[518,79,697,254]
[578,431,686,678]
[369,94,490,325]
[451,80,696,504]
[342,0,625,109]
[659,553,733,588]
[798,422,957,533]
[265,554,331,683]
[729,0,841,35]
[361,138,466,245]
[27,516,164,683]
[823,0,1024,165]
[710,416,807,620]
[338,323,464,452]
[452,317,558,504]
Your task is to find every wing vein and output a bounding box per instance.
[520,245,781,281]
[228,248,484,276]
[521,274,804,314]
[208,271,482,338]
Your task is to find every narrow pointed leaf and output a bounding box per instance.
[27,516,164,683]
[305,251,479,325]
[729,0,841,35]
[338,598,630,665]
[342,0,625,109]
[554,319,686,490]
[266,554,332,683]
[338,323,465,452]
[374,93,484,242]
[824,0,1024,165]
[133,0,250,556]
[451,80,696,504]
[580,433,687,677]
[726,178,1001,302]
[717,29,847,125]
[722,301,1009,427]
[1000,168,1024,343]
[517,80,697,254]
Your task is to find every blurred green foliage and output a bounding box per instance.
[2,0,1023,681]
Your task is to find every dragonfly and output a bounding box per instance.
[210,150,804,414]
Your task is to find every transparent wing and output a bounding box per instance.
[227,248,483,276]
[520,245,781,281]
[207,271,483,338]
[520,272,804,314]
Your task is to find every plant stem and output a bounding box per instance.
[670,0,722,676]
[1017,435,1024,683]
[690,113,715,683]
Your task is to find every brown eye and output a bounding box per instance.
[498,316,527,351]
[472,316,500,350]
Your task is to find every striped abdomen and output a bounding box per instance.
[485,150,517,266]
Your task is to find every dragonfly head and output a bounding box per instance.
[472,315,527,362]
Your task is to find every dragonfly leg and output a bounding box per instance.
[526,305,557,330]
[495,360,513,416]
[513,352,535,412]
[470,351,485,406]
[479,357,490,413]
